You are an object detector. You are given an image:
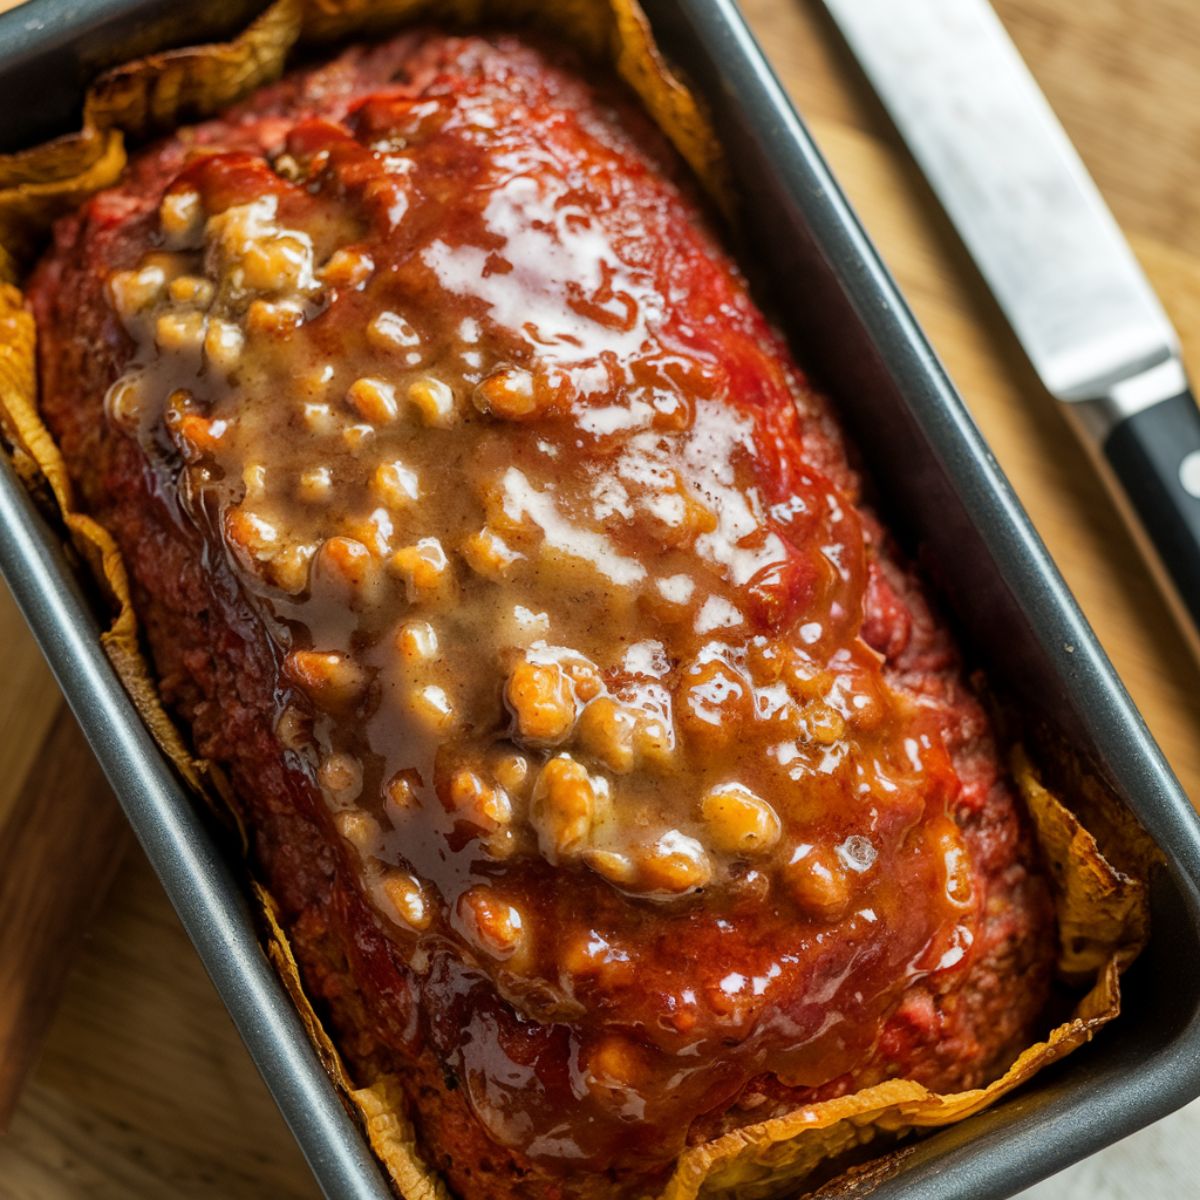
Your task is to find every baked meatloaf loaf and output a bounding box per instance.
[29,29,1055,1199]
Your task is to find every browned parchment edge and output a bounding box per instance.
[0,3,1149,1197]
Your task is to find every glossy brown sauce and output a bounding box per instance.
[100,49,979,1169]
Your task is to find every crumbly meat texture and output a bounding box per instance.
[29,31,1054,1200]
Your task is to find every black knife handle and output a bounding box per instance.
[1104,388,1200,634]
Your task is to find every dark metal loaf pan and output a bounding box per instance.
[1,1,1199,1198]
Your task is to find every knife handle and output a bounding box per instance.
[1104,387,1200,635]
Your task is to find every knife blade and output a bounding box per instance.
[822,0,1200,654]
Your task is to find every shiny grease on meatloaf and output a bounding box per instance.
[28,29,1055,1199]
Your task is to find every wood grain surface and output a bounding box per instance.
[1,1,1199,1196]
[0,714,128,1133]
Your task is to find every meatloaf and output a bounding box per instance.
[29,29,1055,1199]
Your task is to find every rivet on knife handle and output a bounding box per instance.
[1103,388,1200,638]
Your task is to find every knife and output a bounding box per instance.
[822,0,1200,654]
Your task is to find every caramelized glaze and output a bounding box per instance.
[100,46,979,1169]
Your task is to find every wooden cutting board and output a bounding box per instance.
[1,0,1198,1195]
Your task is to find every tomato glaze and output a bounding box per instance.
[90,37,984,1172]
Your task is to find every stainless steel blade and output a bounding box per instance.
[822,0,1184,428]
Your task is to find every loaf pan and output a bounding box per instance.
[1,1,1199,1198]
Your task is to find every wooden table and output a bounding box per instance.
[2,1,1199,1195]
